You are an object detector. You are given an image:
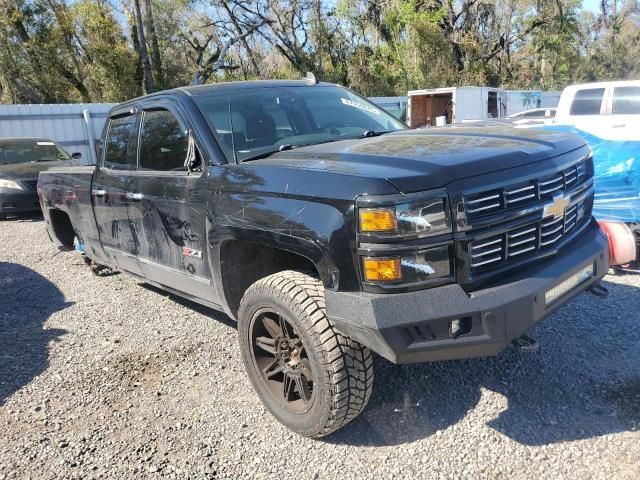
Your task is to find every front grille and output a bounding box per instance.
[21,180,38,190]
[469,198,590,271]
[464,157,590,220]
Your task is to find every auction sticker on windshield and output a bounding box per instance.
[341,98,380,115]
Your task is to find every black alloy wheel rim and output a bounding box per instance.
[249,308,315,414]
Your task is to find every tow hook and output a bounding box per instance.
[588,283,609,298]
[511,334,539,353]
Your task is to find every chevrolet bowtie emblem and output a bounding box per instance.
[543,195,570,219]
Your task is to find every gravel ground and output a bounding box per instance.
[1,214,639,480]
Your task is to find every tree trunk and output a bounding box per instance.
[0,70,45,104]
[142,0,164,89]
[221,1,260,74]
[132,0,153,94]
[190,19,268,85]
[128,20,144,94]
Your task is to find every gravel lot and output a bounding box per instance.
[1,215,639,480]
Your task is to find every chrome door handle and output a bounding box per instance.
[125,192,144,201]
[91,189,106,197]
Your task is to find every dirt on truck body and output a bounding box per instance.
[38,79,609,437]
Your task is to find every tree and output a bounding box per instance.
[132,0,154,93]
[142,0,165,89]
[1,0,639,104]
[0,0,138,103]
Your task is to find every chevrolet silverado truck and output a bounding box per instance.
[38,80,609,438]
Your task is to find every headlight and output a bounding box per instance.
[359,197,450,238]
[362,245,451,284]
[0,179,23,190]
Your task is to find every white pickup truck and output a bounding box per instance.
[553,80,640,140]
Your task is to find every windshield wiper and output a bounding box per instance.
[360,130,392,138]
[241,131,393,162]
[241,144,296,162]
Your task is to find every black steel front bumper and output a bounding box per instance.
[0,189,40,213]
[326,220,609,364]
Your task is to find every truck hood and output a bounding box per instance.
[252,126,586,193]
[0,160,73,180]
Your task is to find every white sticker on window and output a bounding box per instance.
[340,98,380,115]
[36,141,55,146]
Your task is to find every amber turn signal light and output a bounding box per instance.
[363,257,402,282]
[359,208,397,232]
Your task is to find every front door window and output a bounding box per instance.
[139,110,189,171]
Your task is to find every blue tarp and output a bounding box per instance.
[541,125,640,223]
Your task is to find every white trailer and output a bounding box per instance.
[406,86,506,127]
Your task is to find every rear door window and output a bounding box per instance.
[612,86,640,114]
[569,88,605,115]
[139,109,189,171]
[104,115,137,170]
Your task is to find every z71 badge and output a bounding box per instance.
[182,247,203,259]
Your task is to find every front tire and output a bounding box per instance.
[238,270,373,437]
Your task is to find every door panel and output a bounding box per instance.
[134,174,212,299]
[92,112,144,275]
[128,106,214,301]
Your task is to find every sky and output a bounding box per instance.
[582,0,602,13]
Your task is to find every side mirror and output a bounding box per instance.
[71,152,82,160]
[184,133,202,174]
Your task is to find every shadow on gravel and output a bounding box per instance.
[140,283,237,330]
[0,262,69,405]
[0,211,43,222]
[325,277,640,447]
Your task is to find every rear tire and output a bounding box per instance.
[238,270,373,437]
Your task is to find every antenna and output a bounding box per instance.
[304,72,318,85]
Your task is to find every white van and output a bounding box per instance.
[554,80,640,140]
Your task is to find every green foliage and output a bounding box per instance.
[72,1,140,101]
[0,0,139,103]
[0,0,639,104]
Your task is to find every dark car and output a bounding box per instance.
[0,138,80,219]
[37,80,608,437]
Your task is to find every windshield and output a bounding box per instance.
[193,85,407,162]
[0,140,70,164]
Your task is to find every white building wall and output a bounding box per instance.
[0,103,116,164]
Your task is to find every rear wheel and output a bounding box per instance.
[238,270,373,437]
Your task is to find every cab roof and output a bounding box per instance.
[176,80,337,96]
[112,80,338,112]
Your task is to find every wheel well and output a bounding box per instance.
[49,209,76,248]
[220,241,319,316]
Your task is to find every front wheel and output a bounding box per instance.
[238,270,373,437]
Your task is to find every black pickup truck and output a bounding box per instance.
[38,80,609,437]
